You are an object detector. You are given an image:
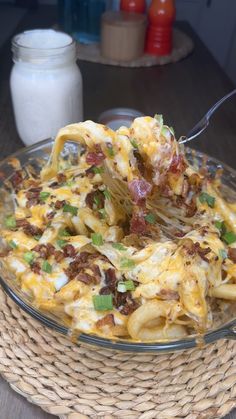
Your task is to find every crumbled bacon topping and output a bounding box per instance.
[128,179,152,205]
[16,219,43,237]
[169,154,187,174]
[182,239,211,262]
[54,200,66,210]
[85,190,105,210]
[11,170,23,191]
[57,173,66,184]
[63,244,77,258]
[228,248,236,263]
[130,210,148,235]
[86,145,105,166]
[96,314,115,329]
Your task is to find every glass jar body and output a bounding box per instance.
[10,30,83,146]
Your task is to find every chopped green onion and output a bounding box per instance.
[8,240,17,249]
[222,231,236,245]
[120,258,135,269]
[34,235,41,241]
[117,280,135,293]
[161,126,171,139]
[93,294,113,311]
[5,215,16,229]
[169,126,175,136]
[39,191,50,201]
[98,209,106,219]
[42,260,52,273]
[199,192,215,208]
[107,145,114,158]
[93,166,104,174]
[63,204,78,216]
[59,228,71,237]
[103,188,111,200]
[145,213,156,224]
[130,138,138,149]
[57,239,67,248]
[219,249,228,260]
[91,233,104,246]
[112,242,126,251]
[23,251,35,265]
[66,180,75,187]
[215,220,226,235]
[154,114,163,126]
[93,195,101,207]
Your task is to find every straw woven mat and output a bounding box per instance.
[76,28,194,67]
[1,286,236,419]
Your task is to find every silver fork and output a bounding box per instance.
[180,88,236,144]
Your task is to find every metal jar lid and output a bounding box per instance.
[98,108,144,130]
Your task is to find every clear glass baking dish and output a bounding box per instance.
[1,138,236,352]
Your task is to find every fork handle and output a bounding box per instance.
[180,89,236,144]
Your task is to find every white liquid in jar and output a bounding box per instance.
[10,29,83,146]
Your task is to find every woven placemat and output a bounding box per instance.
[76,28,194,67]
[0,287,236,419]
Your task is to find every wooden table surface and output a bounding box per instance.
[0,5,236,419]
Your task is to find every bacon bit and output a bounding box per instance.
[49,181,59,189]
[86,145,105,166]
[85,166,95,179]
[26,198,40,208]
[33,244,48,258]
[31,261,41,274]
[77,272,94,284]
[47,243,56,256]
[159,289,179,300]
[128,179,152,204]
[47,211,56,220]
[0,248,10,257]
[197,246,211,262]
[120,297,139,315]
[63,244,76,258]
[54,250,64,262]
[228,248,236,263]
[105,268,117,290]
[11,170,23,190]
[54,200,66,210]
[90,264,101,283]
[96,314,115,329]
[169,154,187,174]
[85,190,105,210]
[18,220,41,236]
[185,199,197,218]
[57,173,67,184]
[28,186,42,193]
[130,210,148,235]
[99,286,112,295]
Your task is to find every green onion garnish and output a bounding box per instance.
[103,188,111,200]
[93,196,101,207]
[145,213,156,224]
[66,180,75,187]
[112,243,126,251]
[42,260,52,274]
[59,228,71,237]
[93,166,104,174]
[8,240,17,249]
[91,233,104,246]
[120,258,135,269]
[23,251,35,265]
[39,191,50,201]
[199,192,215,208]
[169,126,175,136]
[98,209,106,219]
[222,231,236,245]
[34,235,41,241]
[63,204,78,216]
[93,294,113,311]
[130,138,138,149]
[215,220,226,235]
[154,114,163,126]
[5,215,16,229]
[117,280,135,293]
[219,249,228,260]
[57,239,67,248]
[107,145,114,158]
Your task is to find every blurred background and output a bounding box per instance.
[0,0,235,85]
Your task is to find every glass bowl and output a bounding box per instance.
[1,138,236,353]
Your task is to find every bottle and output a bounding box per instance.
[10,29,83,146]
[146,0,175,56]
[120,0,146,13]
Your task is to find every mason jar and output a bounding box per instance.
[10,29,83,146]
